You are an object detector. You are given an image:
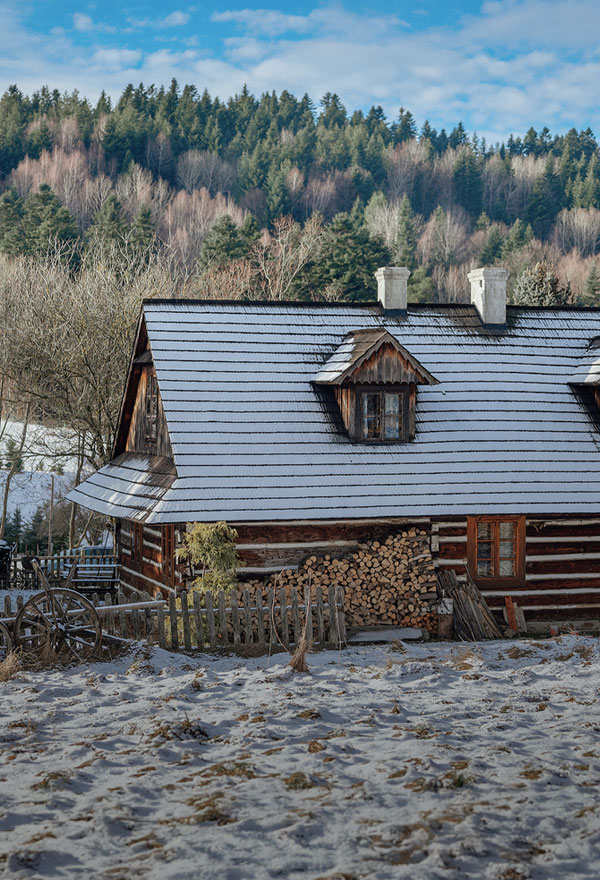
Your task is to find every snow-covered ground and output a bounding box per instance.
[0,470,74,525]
[1,637,600,879]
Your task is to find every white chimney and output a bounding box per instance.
[468,267,508,325]
[375,266,410,311]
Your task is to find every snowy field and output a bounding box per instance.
[1,637,600,879]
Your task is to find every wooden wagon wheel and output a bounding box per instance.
[0,621,12,659]
[14,588,102,663]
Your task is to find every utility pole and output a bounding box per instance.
[48,474,54,557]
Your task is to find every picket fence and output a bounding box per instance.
[1,584,347,655]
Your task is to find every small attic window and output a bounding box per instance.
[360,387,408,442]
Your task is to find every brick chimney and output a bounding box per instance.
[468,267,508,325]
[375,267,410,311]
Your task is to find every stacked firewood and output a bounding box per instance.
[240,529,439,633]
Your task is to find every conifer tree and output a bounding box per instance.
[525,158,562,237]
[88,194,129,243]
[479,226,503,264]
[394,194,417,268]
[583,263,600,304]
[130,206,155,252]
[311,210,390,301]
[22,183,77,253]
[501,218,533,257]
[452,149,482,215]
[512,261,570,306]
[0,187,25,256]
[199,215,248,268]
[391,108,417,144]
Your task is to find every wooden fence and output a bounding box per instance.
[8,553,118,588]
[1,585,347,655]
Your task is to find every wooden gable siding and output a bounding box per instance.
[125,366,172,458]
[434,514,600,625]
[344,342,422,385]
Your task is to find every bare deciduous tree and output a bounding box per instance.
[553,207,600,257]
[251,215,324,300]
[176,150,236,196]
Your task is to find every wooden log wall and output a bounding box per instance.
[119,521,184,597]
[433,515,600,628]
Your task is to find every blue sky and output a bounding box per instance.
[1,0,599,142]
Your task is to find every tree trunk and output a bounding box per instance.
[0,403,30,539]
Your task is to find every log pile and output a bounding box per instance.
[239,528,439,634]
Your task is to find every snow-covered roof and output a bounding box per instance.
[71,301,600,522]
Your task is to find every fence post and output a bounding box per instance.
[279,587,289,649]
[256,590,265,647]
[242,588,253,645]
[231,592,241,646]
[266,589,275,647]
[192,590,204,650]
[181,591,192,651]
[4,595,11,617]
[103,593,112,636]
[218,590,229,647]
[335,586,347,645]
[205,591,216,649]
[304,586,313,647]
[169,593,179,650]
[315,586,325,646]
[327,585,338,645]
[132,609,141,641]
[157,604,166,649]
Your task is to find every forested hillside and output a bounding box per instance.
[1,81,600,304]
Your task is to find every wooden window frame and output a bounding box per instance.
[467,515,525,587]
[355,384,410,444]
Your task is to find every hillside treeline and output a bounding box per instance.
[0,82,600,303]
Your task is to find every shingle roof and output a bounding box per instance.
[71,301,600,522]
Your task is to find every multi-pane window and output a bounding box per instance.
[360,390,407,441]
[467,516,525,585]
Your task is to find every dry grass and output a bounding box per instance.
[0,651,21,682]
[288,619,311,673]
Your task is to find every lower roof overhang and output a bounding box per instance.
[66,453,177,523]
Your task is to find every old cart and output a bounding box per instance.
[0,557,102,662]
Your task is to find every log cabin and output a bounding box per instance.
[68,265,600,634]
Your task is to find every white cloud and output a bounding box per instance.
[91,48,142,70]
[73,13,93,32]
[212,9,312,36]
[161,11,191,27]
[72,11,116,34]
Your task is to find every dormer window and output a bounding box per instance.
[360,387,408,442]
[313,328,439,444]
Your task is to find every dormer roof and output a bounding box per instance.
[312,328,439,386]
[567,338,600,385]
